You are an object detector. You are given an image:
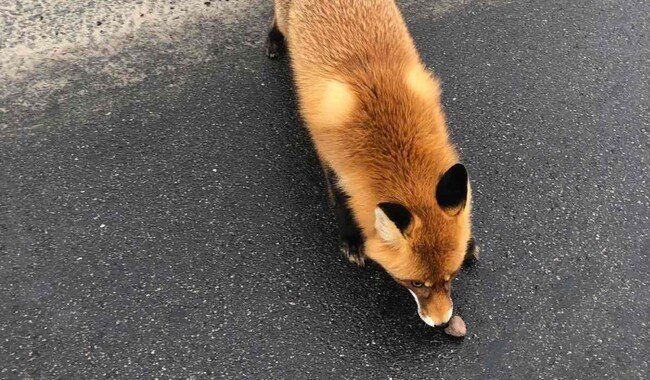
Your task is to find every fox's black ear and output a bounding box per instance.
[436,163,468,214]
[375,202,412,244]
[378,202,411,233]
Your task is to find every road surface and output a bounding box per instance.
[1,0,648,378]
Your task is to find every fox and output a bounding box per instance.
[266,0,478,327]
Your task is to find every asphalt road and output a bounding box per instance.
[1,0,649,378]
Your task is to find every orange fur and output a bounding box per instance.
[274,0,473,326]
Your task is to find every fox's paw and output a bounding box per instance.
[340,239,366,267]
[266,26,285,59]
[463,237,479,266]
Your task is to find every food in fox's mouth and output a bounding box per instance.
[444,315,467,337]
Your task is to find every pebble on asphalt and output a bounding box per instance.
[444,315,467,338]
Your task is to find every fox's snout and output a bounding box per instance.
[408,289,453,327]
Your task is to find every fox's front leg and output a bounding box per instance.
[464,237,480,265]
[322,167,366,267]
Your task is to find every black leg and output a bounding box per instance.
[266,22,285,59]
[463,237,480,266]
[323,168,366,267]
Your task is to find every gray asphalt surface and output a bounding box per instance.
[1,0,649,378]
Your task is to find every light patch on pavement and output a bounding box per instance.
[0,0,262,111]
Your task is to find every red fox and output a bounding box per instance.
[267,0,478,327]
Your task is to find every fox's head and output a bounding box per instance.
[364,163,473,327]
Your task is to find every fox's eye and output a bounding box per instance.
[411,281,424,288]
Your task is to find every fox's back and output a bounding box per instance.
[283,0,419,75]
[276,0,459,237]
